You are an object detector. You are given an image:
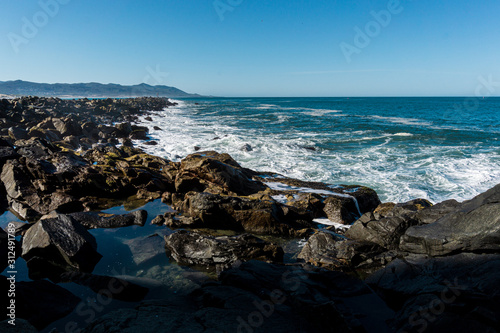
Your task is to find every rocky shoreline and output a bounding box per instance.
[0,97,499,332]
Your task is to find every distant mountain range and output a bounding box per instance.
[0,80,200,98]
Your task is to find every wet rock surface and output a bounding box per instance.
[164,230,284,272]
[400,184,500,256]
[21,214,102,280]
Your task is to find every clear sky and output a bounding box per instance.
[1,0,499,97]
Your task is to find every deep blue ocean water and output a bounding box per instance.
[137,97,500,203]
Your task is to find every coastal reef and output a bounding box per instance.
[0,97,499,332]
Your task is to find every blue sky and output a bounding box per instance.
[1,0,499,97]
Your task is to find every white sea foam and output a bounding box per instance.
[313,218,352,230]
[369,115,433,127]
[135,99,500,204]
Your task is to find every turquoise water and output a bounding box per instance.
[136,97,500,203]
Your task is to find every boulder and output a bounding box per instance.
[176,151,266,195]
[0,146,18,167]
[414,199,461,224]
[164,230,284,271]
[115,122,133,137]
[401,184,500,256]
[21,214,102,280]
[8,127,28,141]
[323,195,360,225]
[298,231,385,270]
[345,199,432,250]
[174,191,312,236]
[52,117,83,137]
[69,210,147,229]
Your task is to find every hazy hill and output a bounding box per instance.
[0,80,200,98]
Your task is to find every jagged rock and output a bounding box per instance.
[21,214,102,280]
[401,184,500,256]
[298,231,386,270]
[0,146,18,167]
[8,127,28,141]
[323,195,361,225]
[414,199,461,224]
[60,271,149,302]
[240,143,253,151]
[52,117,83,137]
[164,230,284,271]
[69,210,147,229]
[175,151,266,195]
[174,191,312,236]
[129,125,149,139]
[115,122,133,137]
[345,199,432,250]
[285,192,324,218]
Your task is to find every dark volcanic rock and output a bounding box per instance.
[414,199,461,225]
[173,191,312,236]
[175,151,266,195]
[21,214,102,280]
[345,199,432,250]
[401,184,500,256]
[164,230,284,270]
[69,210,147,229]
[298,231,386,270]
[8,126,28,141]
[323,195,361,225]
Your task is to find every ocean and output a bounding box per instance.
[135,97,500,204]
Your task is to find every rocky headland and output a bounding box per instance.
[0,96,499,332]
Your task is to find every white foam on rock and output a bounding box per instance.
[313,218,352,230]
[264,182,362,216]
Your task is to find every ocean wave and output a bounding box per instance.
[135,99,500,204]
